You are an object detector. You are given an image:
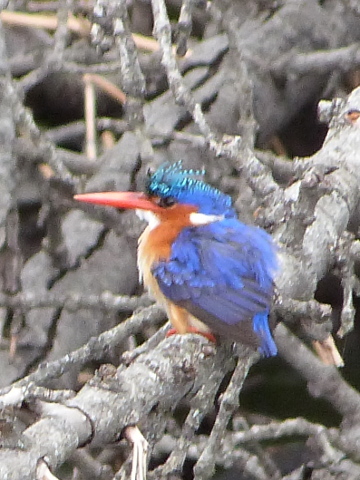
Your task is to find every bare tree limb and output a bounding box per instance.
[0,334,236,478]
[272,43,360,80]
[0,305,166,404]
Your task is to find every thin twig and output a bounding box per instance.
[334,233,357,338]
[232,418,343,465]
[151,0,214,144]
[0,305,166,404]
[122,426,148,480]
[121,322,170,365]
[36,459,60,480]
[150,341,226,478]
[109,0,153,165]
[272,43,360,80]
[84,74,127,104]
[150,0,285,220]
[175,0,194,56]
[0,10,91,36]
[194,349,258,479]
[53,0,73,60]
[0,291,152,313]
[83,74,98,161]
[13,86,77,187]
[312,335,344,368]
[275,323,360,421]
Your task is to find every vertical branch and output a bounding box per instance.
[150,0,284,219]
[83,74,98,161]
[0,20,23,354]
[175,0,194,56]
[53,0,74,61]
[151,0,215,144]
[0,20,16,255]
[335,233,357,338]
[150,346,230,478]
[114,0,154,165]
[91,0,154,165]
[194,350,258,479]
[18,0,75,92]
[113,0,146,99]
[213,0,258,147]
[13,94,76,187]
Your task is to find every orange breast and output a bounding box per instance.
[137,205,211,335]
[137,223,172,306]
[137,203,196,294]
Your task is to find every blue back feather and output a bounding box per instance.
[153,221,278,356]
[147,162,278,356]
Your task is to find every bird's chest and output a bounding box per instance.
[137,223,212,335]
[137,225,173,305]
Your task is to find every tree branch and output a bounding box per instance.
[0,334,236,478]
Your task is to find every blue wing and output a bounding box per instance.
[152,219,277,356]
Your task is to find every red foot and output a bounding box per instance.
[166,327,217,343]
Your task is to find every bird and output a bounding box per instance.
[74,161,278,356]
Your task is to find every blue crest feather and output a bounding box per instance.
[145,161,234,216]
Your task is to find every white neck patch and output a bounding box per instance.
[136,209,223,229]
[189,212,224,226]
[136,210,160,230]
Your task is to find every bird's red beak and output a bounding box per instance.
[74,192,162,212]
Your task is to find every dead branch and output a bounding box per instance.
[0,334,235,478]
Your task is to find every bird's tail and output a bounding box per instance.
[252,312,277,357]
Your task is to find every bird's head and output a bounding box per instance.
[75,161,235,228]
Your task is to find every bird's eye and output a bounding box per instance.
[158,196,177,208]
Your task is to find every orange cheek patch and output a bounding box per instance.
[156,203,198,226]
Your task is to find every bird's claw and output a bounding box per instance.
[166,327,217,343]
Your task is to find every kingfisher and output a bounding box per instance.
[75,161,277,356]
